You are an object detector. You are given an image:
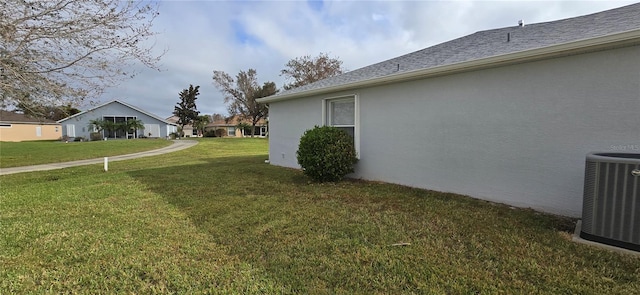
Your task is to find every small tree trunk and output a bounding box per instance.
[251,122,256,138]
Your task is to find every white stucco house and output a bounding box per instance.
[257,4,640,217]
[58,100,177,140]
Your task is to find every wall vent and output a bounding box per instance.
[581,152,640,251]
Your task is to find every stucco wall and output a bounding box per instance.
[59,102,173,139]
[267,45,640,217]
[0,123,61,142]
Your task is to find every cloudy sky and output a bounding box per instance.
[100,0,636,119]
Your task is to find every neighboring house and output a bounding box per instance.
[165,116,198,137]
[0,110,61,142]
[58,100,177,140]
[257,4,640,217]
[205,115,268,137]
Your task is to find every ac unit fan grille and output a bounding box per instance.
[580,153,640,252]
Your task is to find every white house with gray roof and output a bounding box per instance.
[258,3,640,217]
[58,100,177,140]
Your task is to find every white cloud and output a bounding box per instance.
[94,0,636,118]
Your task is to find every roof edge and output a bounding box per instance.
[57,100,114,123]
[258,29,640,103]
[57,100,172,124]
[0,121,60,125]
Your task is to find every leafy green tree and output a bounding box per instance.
[280,53,345,90]
[53,105,81,121]
[125,119,145,138]
[89,118,143,139]
[235,122,251,137]
[173,85,200,137]
[88,118,106,140]
[15,100,81,121]
[88,119,119,139]
[212,69,277,137]
[193,115,210,137]
[88,119,105,132]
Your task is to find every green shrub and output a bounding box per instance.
[215,128,227,137]
[297,126,358,182]
[90,132,103,141]
[203,129,217,137]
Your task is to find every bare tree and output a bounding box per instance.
[0,0,164,108]
[211,113,225,122]
[280,52,345,90]
[212,69,276,137]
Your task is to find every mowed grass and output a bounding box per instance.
[0,139,172,168]
[1,138,638,293]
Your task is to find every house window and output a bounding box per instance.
[260,126,267,137]
[192,128,198,136]
[36,126,42,137]
[228,127,236,136]
[0,124,11,128]
[66,124,76,137]
[323,95,359,156]
[327,98,355,137]
[102,116,137,138]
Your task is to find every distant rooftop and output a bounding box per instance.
[0,110,58,124]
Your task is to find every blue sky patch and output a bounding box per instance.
[307,0,323,12]
[231,20,262,46]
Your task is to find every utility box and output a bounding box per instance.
[581,152,640,252]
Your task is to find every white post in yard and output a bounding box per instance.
[104,157,108,172]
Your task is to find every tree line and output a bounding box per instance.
[174,53,344,137]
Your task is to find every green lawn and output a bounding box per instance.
[1,138,638,293]
[0,139,173,168]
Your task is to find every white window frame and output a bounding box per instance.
[167,125,177,137]
[66,124,76,137]
[36,126,42,137]
[260,126,267,137]
[322,94,360,157]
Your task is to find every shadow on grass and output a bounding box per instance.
[125,154,597,293]
[127,153,575,233]
[127,154,307,200]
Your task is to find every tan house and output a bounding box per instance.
[206,115,267,138]
[165,116,199,137]
[0,110,61,142]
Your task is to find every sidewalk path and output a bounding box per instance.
[0,140,198,176]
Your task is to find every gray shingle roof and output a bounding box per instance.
[57,100,175,125]
[267,3,640,100]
